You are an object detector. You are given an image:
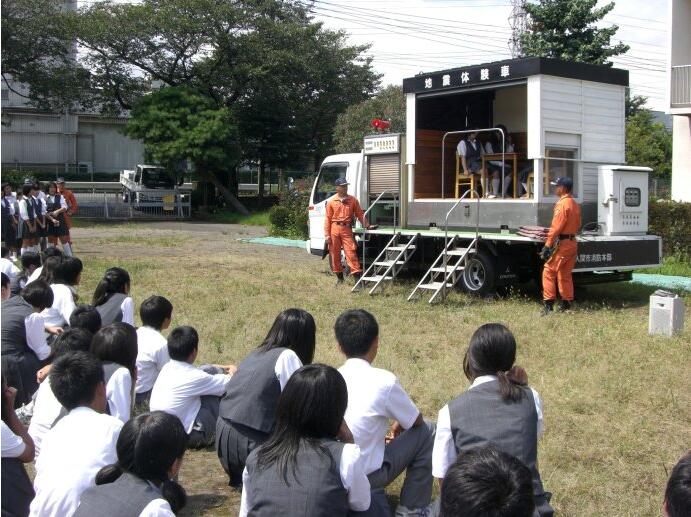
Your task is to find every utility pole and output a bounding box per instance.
[508,0,527,59]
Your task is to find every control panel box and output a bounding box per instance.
[598,165,651,236]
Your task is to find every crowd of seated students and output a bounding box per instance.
[1,250,689,517]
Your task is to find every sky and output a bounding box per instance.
[307,0,669,111]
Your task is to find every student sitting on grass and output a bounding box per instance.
[135,295,173,406]
[30,351,123,517]
[665,452,691,517]
[440,446,535,517]
[29,328,94,457]
[336,309,436,517]
[75,411,188,517]
[10,251,41,296]
[1,272,9,301]
[26,247,63,285]
[150,326,236,449]
[92,267,134,326]
[41,256,82,331]
[240,364,371,516]
[1,280,54,407]
[69,304,103,335]
[432,323,553,516]
[217,308,316,487]
[2,374,36,517]
[91,323,138,423]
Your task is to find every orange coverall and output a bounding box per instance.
[324,194,369,274]
[542,193,581,302]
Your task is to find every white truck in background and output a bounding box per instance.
[120,164,184,204]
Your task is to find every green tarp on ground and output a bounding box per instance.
[631,274,691,292]
[239,236,307,249]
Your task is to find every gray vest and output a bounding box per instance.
[1,296,33,356]
[448,380,547,501]
[245,439,347,517]
[96,293,127,326]
[74,472,163,517]
[219,347,285,434]
[465,139,482,171]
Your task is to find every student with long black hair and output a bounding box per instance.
[26,247,63,286]
[240,364,370,516]
[41,256,82,331]
[217,308,316,486]
[432,323,553,516]
[91,323,138,423]
[74,411,188,517]
[92,267,134,326]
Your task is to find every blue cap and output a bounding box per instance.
[334,177,349,187]
[550,176,573,189]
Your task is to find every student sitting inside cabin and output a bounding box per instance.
[150,326,236,449]
[217,308,316,487]
[74,411,188,517]
[30,351,123,517]
[240,364,371,516]
[29,328,94,457]
[664,452,691,517]
[440,446,536,517]
[10,251,41,296]
[336,309,436,517]
[432,323,553,516]
[457,129,484,193]
[2,374,36,517]
[91,323,138,423]
[92,267,135,326]
[1,280,54,407]
[135,295,173,406]
[484,124,514,198]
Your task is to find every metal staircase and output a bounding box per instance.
[353,233,419,295]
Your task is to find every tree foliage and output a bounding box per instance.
[333,85,406,153]
[521,0,629,65]
[625,110,672,178]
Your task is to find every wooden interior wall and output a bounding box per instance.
[414,129,461,198]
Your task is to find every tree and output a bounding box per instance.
[520,0,629,65]
[122,87,248,214]
[333,85,405,153]
[625,88,647,119]
[625,110,672,178]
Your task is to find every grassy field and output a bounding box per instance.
[69,222,690,517]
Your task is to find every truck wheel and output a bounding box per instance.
[460,251,496,296]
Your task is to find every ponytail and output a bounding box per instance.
[92,267,130,307]
[160,479,187,513]
[95,464,124,485]
[497,365,528,402]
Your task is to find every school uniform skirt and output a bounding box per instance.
[17,220,35,241]
[1,217,17,247]
[1,458,34,517]
[48,214,68,238]
[216,418,270,487]
[35,219,49,238]
[0,351,43,408]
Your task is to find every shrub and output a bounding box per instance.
[649,200,691,259]
[268,205,291,229]
[268,188,310,239]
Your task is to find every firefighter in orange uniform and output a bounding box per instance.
[56,178,77,253]
[325,177,373,284]
[541,176,581,315]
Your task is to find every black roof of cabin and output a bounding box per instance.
[402,57,629,94]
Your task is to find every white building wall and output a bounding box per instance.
[78,120,144,173]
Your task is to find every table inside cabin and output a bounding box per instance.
[481,152,519,198]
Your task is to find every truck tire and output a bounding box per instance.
[460,251,496,296]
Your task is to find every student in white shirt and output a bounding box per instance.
[135,295,173,406]
[336,309,436,517]
[30,351,124,517]
[2,374,36,517]
[26,247,63,286]
[92,267,135,326]
[75,411,189,517]
[29,328,94,457]
[1,246,20,280]
[150,326,236,448]
[91,323,138,423]
[10,251,41,296]
[2,183,19,259]
[240,364,370,516]
[17,184,39,255]
[431,323,552,516]
[217,308,315,486]
[484,124,515,198]
[41,256,82,331]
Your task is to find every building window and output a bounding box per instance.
[545,147,578,196]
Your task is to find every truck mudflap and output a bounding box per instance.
[572,237,661,272]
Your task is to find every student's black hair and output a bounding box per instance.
[37,255,62,285]
[50,351,104,410]
[21,184,32,197]
[1,246,7,258]
[665,452,691,517]
[257,308,316,365]
[1,272,8,290]
[166,326,199,361]
[69,304,102,334]
[53,257,83,286]
[21,279,54,310]
[334,309,379,358]
[91,323,138,379]
[1,375,14,425]
[256,364,348,484]
[51,328,94,360]
[42,247,63,260]
[95,411,188,513]
[139,295,173,330]
[490,124,510,149]
[463,323,528,402]
[92,267,131,307]
[20,252,41,271]
[440,446,535,517]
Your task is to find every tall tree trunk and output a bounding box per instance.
[257,159,265,200]
[196,168,249,215]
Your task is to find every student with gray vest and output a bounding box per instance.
[216,308,316,487]
[92,267,135,326]
[240,364,371,516]
[91,323,138,423]
[432,323,553,516]
[1,280,54,407]
[74,411,188,517]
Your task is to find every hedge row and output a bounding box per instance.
[649,200,691,259]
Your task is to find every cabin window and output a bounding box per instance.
[544,129,580,198]
[314,163,347,204]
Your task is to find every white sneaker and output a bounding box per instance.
[487,194,497,199]
[395,501,439,517]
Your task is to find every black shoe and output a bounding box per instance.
[557,300,572,312]
[540,300,554,316]
[351,272,363,291]
[335,272,344,285]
